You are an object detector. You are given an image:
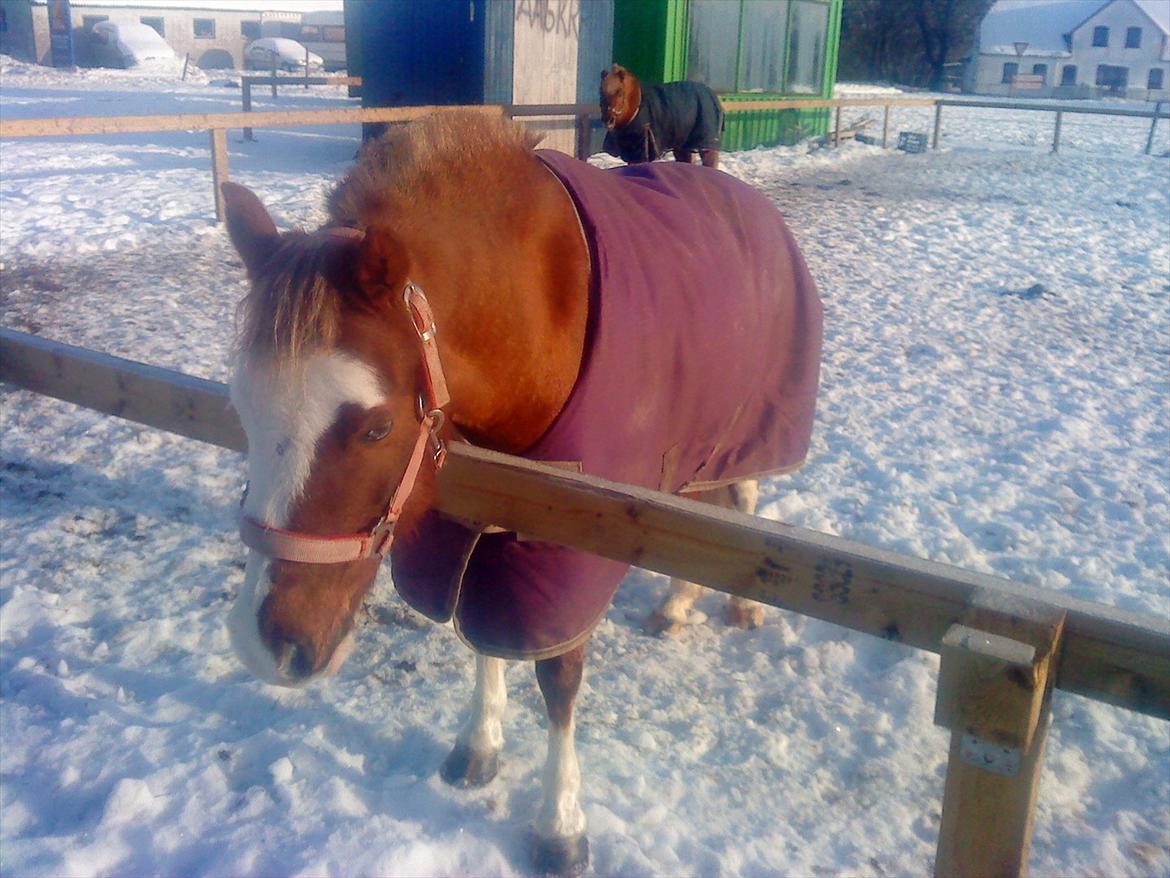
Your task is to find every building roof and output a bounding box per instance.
[980,0,1169,57]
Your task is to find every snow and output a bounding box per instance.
[1,65,1169,877]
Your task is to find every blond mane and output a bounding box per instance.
[236,111,541,372]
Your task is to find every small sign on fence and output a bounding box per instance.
[897,131,929,153]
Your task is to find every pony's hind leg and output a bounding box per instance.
[644,480,764,634]
[674,147,695,165]
[441,653,506,788]
[699,148,720,169]
[530,641,589,876]
[723,480,765,629]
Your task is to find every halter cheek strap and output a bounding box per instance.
[239,282,450,565]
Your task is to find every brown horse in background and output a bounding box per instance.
[221,110,821,875]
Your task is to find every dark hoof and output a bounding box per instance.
[439,744,498,788]
[530,832,589,876]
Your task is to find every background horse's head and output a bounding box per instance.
[222,183,437,686]
[600,64,641,130]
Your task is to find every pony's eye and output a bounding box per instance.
[363,423,392,443]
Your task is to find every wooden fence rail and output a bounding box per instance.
[2,326,1168,877]
[3,96,1165,223]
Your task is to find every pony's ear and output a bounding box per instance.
[612,64,627,79]
[222,182,279,276]
[355,226,410,302]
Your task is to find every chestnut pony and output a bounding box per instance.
[223,111,821,875]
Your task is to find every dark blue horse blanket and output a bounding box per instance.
[391,150,823,659]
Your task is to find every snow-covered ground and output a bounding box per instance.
[1,62,1168,877]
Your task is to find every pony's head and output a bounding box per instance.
[600,64,641,131]
[221,112,587,687]
[222,182,443,686]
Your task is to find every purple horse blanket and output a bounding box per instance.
[392,150,823,659]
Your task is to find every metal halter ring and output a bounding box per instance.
[403,283,437,342]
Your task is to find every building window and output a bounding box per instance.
[1002,62,1018,83]
[687,0,740,92]
[140,17,165,38]
[82,15,109,31]
[1031,63,1047,84]
[1092,26,1109,47]
[786,0,829,94]
[194,18,215,39]
[241,20,261,40]
[1060,65,1077,86]
[739,0,789,92]
[687,0,830,95]
[1125,27,1141,49]
[1095,64,1128,93]
[1150,69,1165,90]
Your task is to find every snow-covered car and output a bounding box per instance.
[243,38,324,72]
[91,21,177,68]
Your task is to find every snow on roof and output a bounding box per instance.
[980,0,1169,57]
[980,0,1105,56]
[32,0,341,12]
[1133,0,1170,34]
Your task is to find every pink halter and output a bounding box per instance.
[239,281,451,565]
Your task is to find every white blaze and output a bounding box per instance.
[227,350,386,686]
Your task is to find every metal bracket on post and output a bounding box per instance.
[933,594,1066,878]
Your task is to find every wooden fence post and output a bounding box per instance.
[1146,101,1163,155]
[242,80,255,141]
[934,597,1066,877]
[1052,111,1063,154]
[210,128,229,222]
[882,104,890,149]
[834,105,842,147]
[932,102,943,149]
[575,112,592,160]
[270,53,279,98]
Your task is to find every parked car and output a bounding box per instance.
[244,38,324,72]
[91,21,177,68]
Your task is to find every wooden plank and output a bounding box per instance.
[1,329,1167,720]
[0,328,245,452]
[936,98,1169,120]
[724,97,938,113]
[0,104,505,139]
[435,443,1170,719]
[934,610,1065,877]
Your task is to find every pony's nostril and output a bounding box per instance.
[273,637,315,679]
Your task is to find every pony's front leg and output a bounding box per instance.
[441,653,506,788]
[531,642,589,876]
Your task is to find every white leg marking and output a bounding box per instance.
[535,718,586,839]
[456,655,507,754]
[655,578,705,626]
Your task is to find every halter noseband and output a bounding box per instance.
[238,281,451,565]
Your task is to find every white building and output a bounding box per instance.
[0,0,340,70]
[964,0,1170,100]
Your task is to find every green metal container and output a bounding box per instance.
[613,0,842,150]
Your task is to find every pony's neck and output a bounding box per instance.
[404,157,589,454]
